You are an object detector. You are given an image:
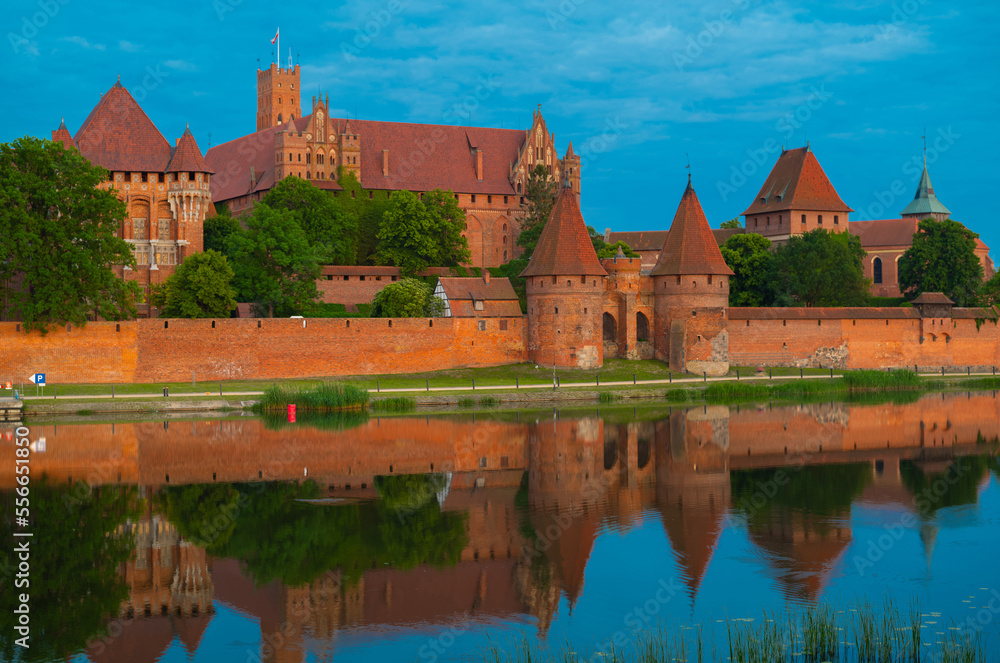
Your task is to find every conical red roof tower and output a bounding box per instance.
[652,177,733,276]
[521,186,606,277]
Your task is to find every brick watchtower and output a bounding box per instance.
[521,186,607,369]
[652,177,734,376]
[257,63,301,131]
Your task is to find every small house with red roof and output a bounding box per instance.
[51,80,212,313]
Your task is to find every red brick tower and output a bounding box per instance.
[257,63,302,131]
[521,187,607,369]
[652,177,734,375]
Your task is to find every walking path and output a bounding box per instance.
[15,370,993,401]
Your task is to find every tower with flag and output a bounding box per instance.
[256,28,300,131]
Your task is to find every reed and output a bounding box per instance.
[253,382,369,412]
[598,391,621,403]
[369,396,416,412]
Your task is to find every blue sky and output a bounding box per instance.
[5,0,998,255]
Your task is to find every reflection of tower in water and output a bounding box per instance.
[655,406,731,609]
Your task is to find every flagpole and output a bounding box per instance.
[277,28,279,69]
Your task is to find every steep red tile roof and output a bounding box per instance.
[848,218,918,247]
[742,147,853,216]
[166,125,213,173]
[651,179,734,276]
[51,118,76,150]
[206,113,530,204]
[205,124,286,202]
[437,276,522,317]
[74,81,173,172]
[520,188,607,277]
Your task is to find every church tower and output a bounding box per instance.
[257,63,301,131]
[521,186,607,369]
[901,158,951,221]
[652,177,734,376]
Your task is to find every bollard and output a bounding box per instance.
[54,387,57,399]
[703,371,707,382]
[597,375,600,386]
[516,377,519,389]
[669,373,672,383]
[800,368,803,379]
[472,378,475,390]
[163,386,169,397]
[426,380,429,392]
[377,380,380,393]
[220,384,223,397]
[968,366,971,376]
[830,368,834,378]
[288,404,296,423]
[633,373,636,385]
[736,369,740,380]
[942,367,945,376]
[769,369,772,380]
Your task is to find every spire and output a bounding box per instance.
[651,179,734,276]
[900,161,951,219]
[565,140,575,158]
[520,187,607,277]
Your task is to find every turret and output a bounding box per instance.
[901,159,951,221]
[652,177,734,376]
[521,186,607,369]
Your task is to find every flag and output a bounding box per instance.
[271,28,279,45]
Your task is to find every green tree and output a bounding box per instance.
[0,480,138,662]
[262,176,359,264]
[159,250,237,318]
[332,170,388,265]
[0,136,141,331]
[204,203,242,258]
[898,218,984,307]
[721,233,774,306]
[720,218,743,229]
[375,190,471,276]
[370,277,444,317]
[597,240,640,259]
[769,229,870,307]
[517,164,558,256]
[227,204,322,317]
[980,271,1000,308]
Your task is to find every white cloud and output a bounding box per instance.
[119,40,142,52]
[163,60,197,71]
[62,36,106,51]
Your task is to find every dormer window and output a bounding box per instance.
[759,197,766,204]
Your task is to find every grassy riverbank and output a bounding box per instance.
[252,383,369,413]
[482,598,990,663]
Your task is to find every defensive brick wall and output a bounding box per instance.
[0,316,527,385]
[729,307,1000,369]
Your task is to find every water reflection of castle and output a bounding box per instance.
[4,392,997,662]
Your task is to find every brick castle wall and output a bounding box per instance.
[0,316,527,385]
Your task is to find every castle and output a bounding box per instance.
[204,63,581,268]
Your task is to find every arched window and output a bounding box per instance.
[636,312,650,341]
[277,113,283,123]
[503,250,508,261]
[306,153,311,164]
[603,313,617,342]
[873,257,883,284]
[278,97,282,104]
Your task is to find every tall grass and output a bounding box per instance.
[479,598,992,663]
[599,391,621,403]
[369,396,416,412]
[841,369,921,392]
[253,382,368,412]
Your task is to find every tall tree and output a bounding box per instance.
[517,164,558,256]
[898,218,984,307]
[721,233,774,306]
[769,229,870,307]
[375,190,471,276]
[262,176,359,264]
[159,250,238,318]
[0,136,141,331]
[370,278,444,318]
[332,170,388,265]
[719,218,743,229]
[596,240,640,260]
[203,203,242,258]
[227,204,321,317]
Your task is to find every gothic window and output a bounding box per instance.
[818,214,823,225]
[503,250,507,261]
[298,153,301,162]
[873,257,883,284]
[157,202,171,240]
[306,153,311,164]
[289,153,292,161]
[801,214,806,223]
[636,312,650,341]
[278,113,283,123]
[278,97,282,103]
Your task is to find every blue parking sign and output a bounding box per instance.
[33,373,45,385]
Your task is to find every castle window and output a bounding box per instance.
[676,276,681,284]
[344,275,349,281]
[289,153,292,161]
[298,153,301,162]
[503,250,507,261]
[552,276,557,284]
[708,275,713,285]
[141,172,148,182]
[360,275,365,281]
[834,215,839,224]
[471,195,476,203]
[873,257,883,284]
[503,223,507,232]
[801,214,806,223]
[504,195,509,204]
[554,307,558,314]
[567,280,572,287]
[766,216,770,226]
[277,113,283,123]
[487,195,492,204]
[520,196,525,204]
[580,275,586,284]
[818,214,823,225]
[778,214,782,224]
[278,97,282,103]
[478,320,486,331]
[306,153,311,164]
[291,97,294,105]
[500,320,508,331]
